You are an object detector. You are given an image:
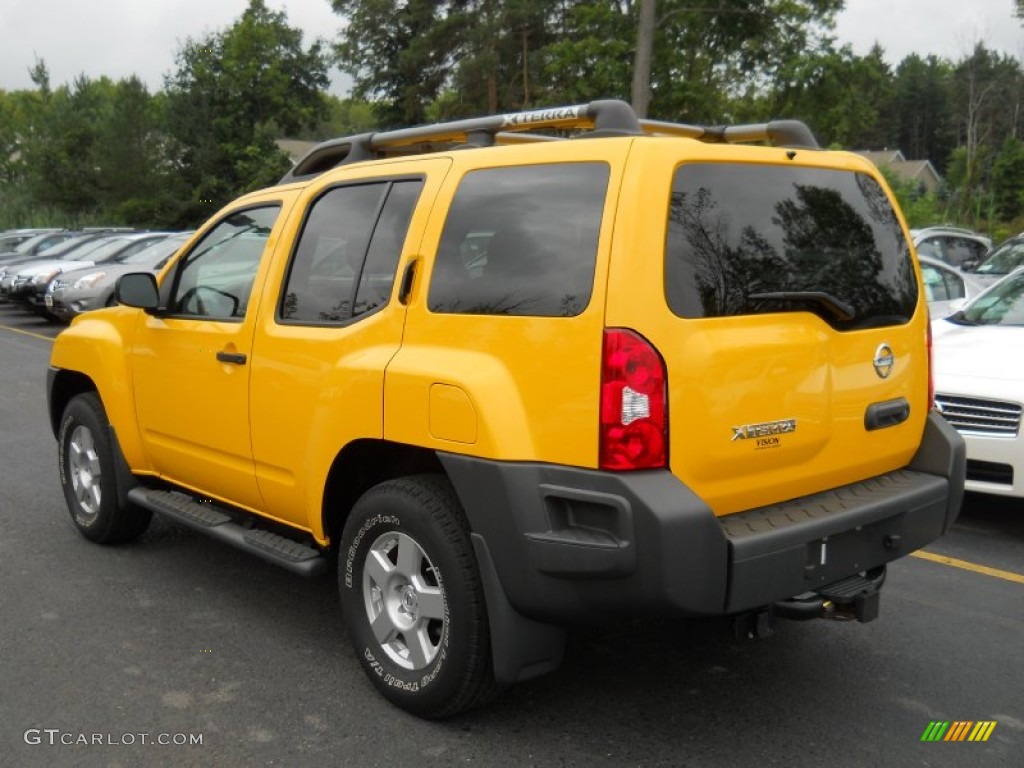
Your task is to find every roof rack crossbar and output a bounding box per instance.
[638,120,707,139]
[279,100,818,184]
[279,99,642,182]
[722,120,819,149]
[640,119,818,149]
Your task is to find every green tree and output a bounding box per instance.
[19,74,113,215]
[763,44,894,148]
[0,90,28,184]
[164,0,330,224]
[891,54,954,169]
[537,2,634,106]
[305,95,379,139]
[333,0,459,126]
[646,0,842,122]
[991,137,1024,221]
[949,44,1024,225]
[92,77,181,225]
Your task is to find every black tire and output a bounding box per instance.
[339,474,499,718]
[57,393,151,544]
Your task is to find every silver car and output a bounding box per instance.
[918,254,984,318]
[46,233,192,321]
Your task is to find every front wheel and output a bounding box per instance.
[339,475,499,718]
[57,392,151,544]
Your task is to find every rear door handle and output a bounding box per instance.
[216,350,247,365]
[864,398,909,431]
[398,259,417,305]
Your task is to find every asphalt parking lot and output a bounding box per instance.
[1,303,1022,768]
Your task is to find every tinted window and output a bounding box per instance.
[122,235,190,267]
[356,181,422,316]
[171,206,280,319]
[920,264,950,302]
[428,163,608,317]
[976,238,1024,276]
[280,179,422,324]
[921,263,965,302]
[956,271,1024,326]
[665,164,917,330]
[943,237,981,268]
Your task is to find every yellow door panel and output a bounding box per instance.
[249,159,452,531]
[130,197,296,509]
[385,141,631,467]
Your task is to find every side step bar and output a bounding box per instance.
[128,488,328,577]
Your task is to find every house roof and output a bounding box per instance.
[854,150,942,191]
[856,149,906,166]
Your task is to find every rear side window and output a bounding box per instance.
[281,179,422,324]
[665,164,918,330]
[428,163,608,317]
[920,263,965,302]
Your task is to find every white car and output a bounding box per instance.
[932,268,1024,497]
[918,254,984,318]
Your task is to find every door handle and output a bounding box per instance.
[216,350,247,365]
[398,259,417,305]
[864,398,909,431]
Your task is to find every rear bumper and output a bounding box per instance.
[440,411,965,624]
[960,431,1024,498]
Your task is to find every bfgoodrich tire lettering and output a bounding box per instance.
[58,393,151,544]
[339,475,499,718]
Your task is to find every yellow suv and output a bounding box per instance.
[47,100,965,718]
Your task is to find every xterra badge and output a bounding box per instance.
[731,418,797,444]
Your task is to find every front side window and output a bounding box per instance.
[428,163,609,317]
[665,163,918,330]
[170,206,280,320]
[280,179,422,324]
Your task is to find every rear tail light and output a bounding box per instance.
[600,328,667,470]
[927,320,934,408]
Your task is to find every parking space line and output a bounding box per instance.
[912,550,1024,585]
[0,324,56,343]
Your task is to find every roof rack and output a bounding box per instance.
[279,99,819,183]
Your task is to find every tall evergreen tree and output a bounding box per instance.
[164,0,330,224]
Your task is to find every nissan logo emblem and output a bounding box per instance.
[873,343,894,379]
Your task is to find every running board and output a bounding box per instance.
[127,488,328,577]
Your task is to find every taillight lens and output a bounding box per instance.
[600,328,667,470]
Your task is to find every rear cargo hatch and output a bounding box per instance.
[609,152,929,516]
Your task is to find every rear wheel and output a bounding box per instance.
[339,475,499,718]
[58,393,151,543]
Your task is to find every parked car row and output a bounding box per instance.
[0,228,191,323]
[911,225,1024,289]
[872,224,1024,501]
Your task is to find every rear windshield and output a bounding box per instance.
[664,163,917,330]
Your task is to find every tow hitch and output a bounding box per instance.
[773,566,886,623]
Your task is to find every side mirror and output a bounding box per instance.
[115,272,160,311]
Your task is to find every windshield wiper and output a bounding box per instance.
[945,310,980,325]
[748,291,855,322]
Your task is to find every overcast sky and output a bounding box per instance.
[1,0,1022,97]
